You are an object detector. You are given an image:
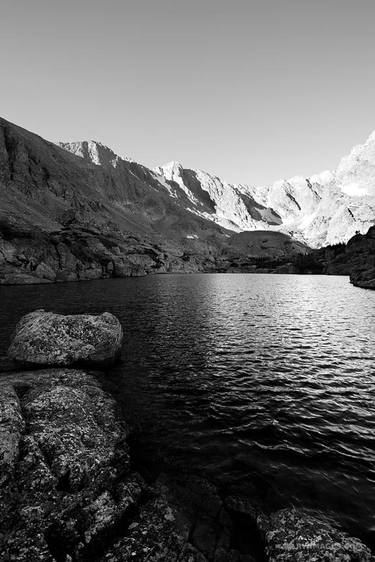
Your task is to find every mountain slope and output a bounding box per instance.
[0,117,308,284]
[0,118,228,283]
[2,115,374,285]
[153,161,282,232]
[154,134,375,248]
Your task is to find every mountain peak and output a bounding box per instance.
[154,161,184,183]
[59,140,133,167]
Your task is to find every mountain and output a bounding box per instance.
[1,115,374,285]
[153,161,282,232]
[154,133,375,248]
[0,117,308,284]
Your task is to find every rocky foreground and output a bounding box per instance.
[0,311,373,561]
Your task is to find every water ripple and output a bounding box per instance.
[0,273,374,544]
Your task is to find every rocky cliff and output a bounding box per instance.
[0,117,308,284]
[154,134,375,248]
[2,115,374,285]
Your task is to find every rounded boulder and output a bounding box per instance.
[8,309,123,367]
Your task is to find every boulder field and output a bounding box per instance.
[0,311,373,561]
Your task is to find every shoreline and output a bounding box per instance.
[0,270,352,288]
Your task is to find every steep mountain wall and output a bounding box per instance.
[0,117,309,284]
[3,115,374,284]
[153,134,375,248]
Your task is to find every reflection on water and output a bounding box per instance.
[1,274,375,544]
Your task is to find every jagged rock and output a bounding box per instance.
[155,134,375,248]
[100,495,206,562]
[8,310,123,367]
[0,384,25,484]
[0,369,134,560]
[0,369,212,561]
[263,508,372,561]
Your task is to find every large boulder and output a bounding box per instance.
[263,508,372,561]
[0,369,207,561]
[8,309,123,367]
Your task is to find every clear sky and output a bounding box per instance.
[1,0,375,185]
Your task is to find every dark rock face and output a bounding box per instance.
[263,508,372,561]
[0,369,208,561]
[0,224,215,285]
[350,267,375,289]
[0,384,25,485]
[8,310,123,367]
[348,227,375,288]
[288,224,375,283]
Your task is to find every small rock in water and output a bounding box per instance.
[8,309,123,367]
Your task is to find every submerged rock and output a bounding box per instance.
[8,309,123,367]
[263,508,372,561]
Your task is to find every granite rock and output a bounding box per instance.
[8,310,123,367]
[263,508,372,561]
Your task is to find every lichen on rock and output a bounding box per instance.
[263,508,373,561]
[8,309,123,367]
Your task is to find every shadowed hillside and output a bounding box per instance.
[0,117,308,284]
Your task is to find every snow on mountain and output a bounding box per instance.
[154,131,375,247]
[154,162,282,232]
[60,132,375,249]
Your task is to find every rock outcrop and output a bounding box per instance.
[347,226,375,289]
[295,225,375,284]
[8,310,123,367]
[262,508,372,561]
[350,267,375,289]
[0,368,208,561]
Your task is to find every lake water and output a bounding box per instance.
[1,274,375,546]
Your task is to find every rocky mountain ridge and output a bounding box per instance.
[0,117,309,284]
[60,129,375,249]
[152,134,375,248]
[1,115,374,284]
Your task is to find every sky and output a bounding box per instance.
[1,0,375,185]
